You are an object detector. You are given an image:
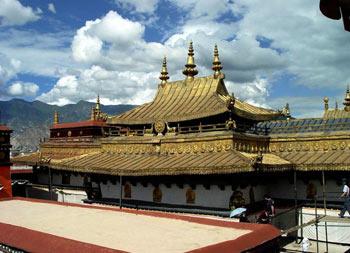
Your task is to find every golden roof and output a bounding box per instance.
[47,150,290,176]
[277,149,350,171]
[323,109,350,119]
[109,76,281,125]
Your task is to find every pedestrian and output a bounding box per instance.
[264,194,275,217]
[338,178,350,218]
[257,194,275,224]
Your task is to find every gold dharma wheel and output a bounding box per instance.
[154,120,166,134]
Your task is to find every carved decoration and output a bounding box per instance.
[154,120,166,134]
[124,183,131,198]
[306,182,317,199]
[153,186,162,203]
[186,187,196,204]
[269,139,350,153]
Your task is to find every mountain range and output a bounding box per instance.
[0,99,134,154]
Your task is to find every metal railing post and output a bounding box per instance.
[315,196,319,253]
[294,170,298,242]
[321,170,328,252]
[48,166,53,201]
[119,175,123,209]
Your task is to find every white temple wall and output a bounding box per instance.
[100,180,269,209]
[268,178,343,202]
[195,185,231,208]
[100,181,120,199]
[132,183,153,202]
[52,174,62,185]
[70,174,84,187]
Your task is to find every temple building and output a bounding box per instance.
[13,43,350,222]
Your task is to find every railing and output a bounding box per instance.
[109,128,144,137]
[178,123,227,134]
[267,122,350,134]
[42,136,97,143]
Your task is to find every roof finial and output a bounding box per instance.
[90,106,96,121]
[95,94,101,111]
[343,85,350,111]
[182,41,198,81]
[282,103,291,117]
[53,111,59,125]
[212,44,224,79]
[323,97,329,111]
[159,56,169,87]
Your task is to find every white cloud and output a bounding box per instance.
[48,3,56,14]
[0,29,76,78]
[235,0,350,89]
[34,1,350,120]
[71,20,103,63]
[38,65,159,105]
[71,11,144,63]
[169,0,230,20]
[7,82,39,96]
[0,54,21,85]
[225,78,271,108]
[115,0,159,14]
[38,9,287,106]
[0,0,41,26]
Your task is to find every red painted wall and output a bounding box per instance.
[0,166,12,198]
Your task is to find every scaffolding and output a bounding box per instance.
[276,170,350,253]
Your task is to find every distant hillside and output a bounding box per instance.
[0,99,135,153]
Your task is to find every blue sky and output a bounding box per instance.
[0,0,349,118]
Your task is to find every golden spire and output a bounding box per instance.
[53,111,59,125]
[343,85,350,111]
[282,103,290,117]
[95,94,101,111]
[90,106,96,121]
[182,41,198,80]
[212,44,223,79]
[159,56,169,87]
[323,97,329,111]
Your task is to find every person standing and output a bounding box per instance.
[257,194,275,224]
[339,178,350,218]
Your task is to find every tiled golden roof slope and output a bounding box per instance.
[109,43,281,125]
[108,76,281,125]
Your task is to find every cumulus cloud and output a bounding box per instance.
[7,82,39,96]
[38,8,289,106]
[36,1,350,119]
[169,0,231,20]
[0,54,21,85]
[48,3,56,14]
[71,11,144,63]
[114,0,159,14]
[225,78,271,108]
[0,29,75,78]
[235,0,350,89]
[38,65,158,105]
[0,0,41,26]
